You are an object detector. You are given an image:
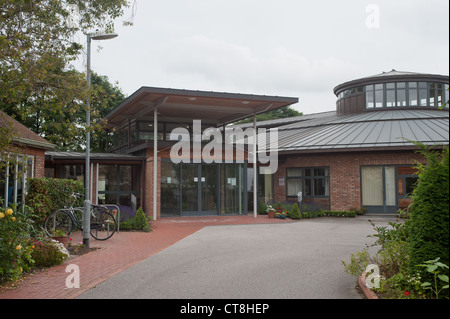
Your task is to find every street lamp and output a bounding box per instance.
[83,31,118,248]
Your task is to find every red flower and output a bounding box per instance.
[404,290,410,296]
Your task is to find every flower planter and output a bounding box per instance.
[52,236,69,247]
[280,214,287,219]
[268,211,275,218]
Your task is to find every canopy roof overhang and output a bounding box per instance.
[105,87,299,127]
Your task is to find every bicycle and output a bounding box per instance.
[43,193,117,241]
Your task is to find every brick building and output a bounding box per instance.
[44,70,449,218]
[1,110,55,208]
[251,70,449,214]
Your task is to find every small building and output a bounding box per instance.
[1,110,55,208]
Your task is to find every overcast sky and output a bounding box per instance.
[76,0,449,115]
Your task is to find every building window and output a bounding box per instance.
[1,155,34,209]
[60,164,84,182]
[97,164,141,216]
[418,82,428,106]
[286,167,330,198]
[408,82,418,106]
[363,81,449,109]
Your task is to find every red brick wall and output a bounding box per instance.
[274,150,426,211]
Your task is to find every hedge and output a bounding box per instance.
[25,178,84,224]
[408,145,449,278]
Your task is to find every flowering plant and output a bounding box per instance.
[0,207,34,282]
[266,205,276,213]
[31,239,69,268]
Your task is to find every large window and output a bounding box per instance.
[286,167,330,198]
[361,166,396,214]
[364,82,449,109]
[97,164,141,216]
[1,155,34,209]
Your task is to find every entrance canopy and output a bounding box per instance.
[105,87,299,127]
[105,87,298,220]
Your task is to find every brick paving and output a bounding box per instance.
[0,214,293,299]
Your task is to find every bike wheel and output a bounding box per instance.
[90,209,116,241]
[44,211,73,237]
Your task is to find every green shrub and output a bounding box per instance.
[408,145,449,278]
[322,210,356,218]
[289,203,302,219]
[258,201,267,215]
[120,207,151,232]
[342,248,373,277]
[26,178,84,224]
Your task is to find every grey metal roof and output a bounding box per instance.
[105,86,298,127]
[45,151,145,162]
[333,70,449,96]
[273,109,449,153]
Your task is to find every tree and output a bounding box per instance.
[0,0,132,149]
[90,72,126,152]
[235,106,303,124]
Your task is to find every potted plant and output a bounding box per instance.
[275,202,284,213]
[280,211,287,219]
[266,205,276,218]
[51,229,70,246]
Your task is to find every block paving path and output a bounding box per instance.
[0,215,292,299]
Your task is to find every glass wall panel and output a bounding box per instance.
[436,83,445,107]
[445,85,449,106]
[98,165,117,192]
[138,122,164,141]
[97,164,141,218]
[287,179,302,197]
[258,173,273,204]
[408,82,418,106]
[397,82,407,107]
[361,167,383,206]
[201,165,218,212]
[366,88,374,108]
[385,167,396,206]
[61,165,84,182]
[287,167,329,199]
[1,156,34,209]
[161,162,181,216]
[375,84,384,108]
[221,164,245,214]
[182,164,199,212]
[386,83,396,107]
[419,82,428,106]
[0,165,5,206]
[429,83,436,106]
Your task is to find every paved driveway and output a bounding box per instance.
[78,216,391,299]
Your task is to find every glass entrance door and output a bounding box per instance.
[181,164,218,216]
[201,165,218,214]
[361,166,397,214]
[182,164,199,214]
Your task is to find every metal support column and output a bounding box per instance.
[253,114,257,218]
[153,107,158,221]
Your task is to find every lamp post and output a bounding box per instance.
[84,31,118,248]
